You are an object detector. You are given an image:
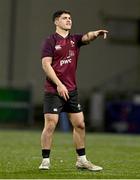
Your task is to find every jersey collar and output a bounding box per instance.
[55,32,70,39]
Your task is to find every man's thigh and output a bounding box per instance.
[44,113,59,127]
[68,112,84,127]
[44,92,64,114]
[64,90,82,113]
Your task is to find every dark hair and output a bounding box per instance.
[52,10,71,22]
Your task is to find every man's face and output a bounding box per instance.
[55,13,72,30]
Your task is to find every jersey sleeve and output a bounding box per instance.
[74,34,86,47]
[41,36,55,59]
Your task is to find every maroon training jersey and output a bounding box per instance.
[41,33,85,93]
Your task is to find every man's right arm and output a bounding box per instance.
[42,57,69,100]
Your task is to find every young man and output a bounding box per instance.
[39,10,108,171]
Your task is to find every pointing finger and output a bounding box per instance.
[104,33,107,39]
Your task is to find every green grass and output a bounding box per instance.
[0,130,140,179]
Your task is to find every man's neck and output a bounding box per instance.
[56,28,69,38]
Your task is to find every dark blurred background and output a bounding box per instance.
[0,0,140,133]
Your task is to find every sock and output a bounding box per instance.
[42,149,50,158]
[78,155,87,162]
[76,148,85,156]
[76,148,87,162]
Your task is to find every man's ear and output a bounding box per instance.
[54,18,58,26]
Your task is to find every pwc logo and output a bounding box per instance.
[60,56,72,66]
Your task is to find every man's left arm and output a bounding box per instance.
[82,30,108,44]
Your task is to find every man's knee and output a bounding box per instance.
[44,114,58,133]
[46,122,56,133]
[69,112,85,130]
[75,121,85,130]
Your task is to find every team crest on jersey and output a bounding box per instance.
[70,40,75,47]
[55,45,62,50]
[69,50,75,57]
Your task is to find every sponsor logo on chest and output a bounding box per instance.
[60,56,72,66]
[70,40,75,47]
[55,45,62,50]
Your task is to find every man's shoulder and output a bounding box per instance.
[70,33,83,36]
[70,33,83,39]
[45,33,56,41]
[69,33,83,43]
[43,33,57,45]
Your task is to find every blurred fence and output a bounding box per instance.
[0,85,34,127]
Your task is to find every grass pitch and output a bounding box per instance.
[0,129,140,179]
